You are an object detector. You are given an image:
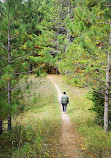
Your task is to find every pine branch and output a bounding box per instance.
[103,0,111,5]
[12,64,45,75]
[69,72,106,83]
[0,15,8,21]
[0,58,7,61]
[96,22,109,24]
[1,45,8,51]
[84,83,105,94]
[0,87,8,93]
[88,77,106,83]
[94,16,110,23]
[11,52,34,63]
[65,73,105,94]
[67,57,107,66]
[104,13,111,15]
[0,32,8,39]
[90,55,108,66]
[104,5,111,7]
[72,63,106,71]
[79,8,110,23]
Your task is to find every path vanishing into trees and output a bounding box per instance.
[48,75,84,158]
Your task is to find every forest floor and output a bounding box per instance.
[48,75,84,158]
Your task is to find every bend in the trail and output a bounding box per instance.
[48,75,84,158]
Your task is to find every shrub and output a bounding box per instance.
[86,90,104,125]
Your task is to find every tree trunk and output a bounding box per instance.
[104,22,111,133]
[8,28,12,130]
[8,80,11,130]
[104,52,110,132]
[65,6,70,53]
[0,120,2,134]
[30,63,33,73]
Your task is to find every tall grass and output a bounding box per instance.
[0,75,62,158]
[52,75,111,158]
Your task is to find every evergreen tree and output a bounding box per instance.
[0,0,43,131]
[58,0,111,132]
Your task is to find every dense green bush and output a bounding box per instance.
[87,90,104,125]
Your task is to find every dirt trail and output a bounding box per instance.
[48,75,84,158]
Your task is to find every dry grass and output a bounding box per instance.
[1,74,111,158]
[0,75,62,158]
[52,74,111,158]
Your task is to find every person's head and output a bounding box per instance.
[63,92,66,94]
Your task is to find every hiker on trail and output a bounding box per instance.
[60,92,69,114]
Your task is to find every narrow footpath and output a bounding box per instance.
[48,75,84,158]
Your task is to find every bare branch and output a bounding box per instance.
[11,36,18,40]
[12,84,27,91]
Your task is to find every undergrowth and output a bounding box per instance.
[0,75,62,158]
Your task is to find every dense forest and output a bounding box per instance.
[0,0,111,156]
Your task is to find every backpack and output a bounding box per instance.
[61,95,69,103]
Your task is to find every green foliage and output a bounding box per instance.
[32,97,38,104]
[0,101,9,120]
[57,0,110,94]
[13,142,35,158]
[87,90,104,124]
[0,0,61,122]
[36,68,47,77]
[0,0,51,120]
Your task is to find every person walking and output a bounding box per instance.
[61,92,69,114]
